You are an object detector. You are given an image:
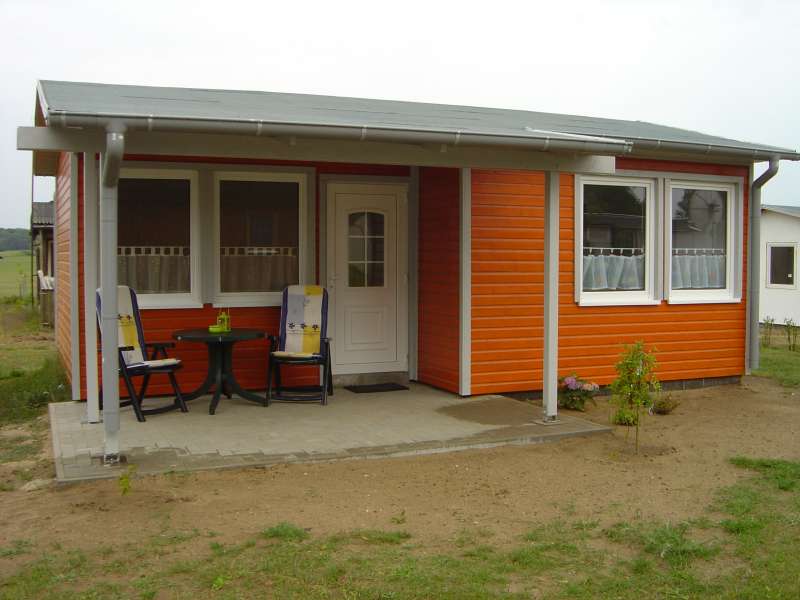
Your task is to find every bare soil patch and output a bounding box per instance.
[0,376,798,572]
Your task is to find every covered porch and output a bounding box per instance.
[19,81,624,463]
[49,384,610,483]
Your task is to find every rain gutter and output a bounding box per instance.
[44,110,632,155]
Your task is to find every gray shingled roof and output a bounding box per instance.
[36,80,799,159]
[762,204,800,219]
[31,201,54,227]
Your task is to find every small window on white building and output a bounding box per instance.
[576,176,657,305]
[117,169,200,308]
[768,244,796,288]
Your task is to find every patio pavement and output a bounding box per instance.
[49,384,611,483]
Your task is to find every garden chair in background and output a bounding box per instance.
[266,285,333,405]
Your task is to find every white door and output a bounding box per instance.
[327,182,408,374]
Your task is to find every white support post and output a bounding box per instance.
[83,153,100,423]
[459,168,472,396]
[542,171,560,422]
[100,130,125,462]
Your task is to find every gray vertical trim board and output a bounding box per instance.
[68,153,81,400]
[198,169,215,303]
[407,167,419,380]
[459,168,472,396]
[543,171,560,419]
[83,153,100,421]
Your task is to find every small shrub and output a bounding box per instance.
[761,316,775,347]
[610,341,660,453]
[784,318,799,351]
[557,374,600,411]
[651,393,680,415]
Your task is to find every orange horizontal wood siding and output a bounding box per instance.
[417,167,460,393]
[471,169,545,394]
[558,158,750,385]
[54,153,73,383]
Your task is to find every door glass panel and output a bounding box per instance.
[347,211,385,288]
[367,212,384,236]
[348,263,365,287]
[367,263,384,287]
[367,237,384,262]
[348,213,366,236]
[348,237,365,261]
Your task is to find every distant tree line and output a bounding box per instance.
[0,228,31,252]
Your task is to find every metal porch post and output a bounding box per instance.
[100,129,125,461]
[542,171,560,422]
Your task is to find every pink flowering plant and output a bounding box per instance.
[558,374,600,411]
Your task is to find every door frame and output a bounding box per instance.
[322,177,413,375]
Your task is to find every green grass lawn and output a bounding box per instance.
[754,345,800,387]
[0,250,32,299]
[0,457,798,598]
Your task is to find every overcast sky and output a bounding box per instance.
[2,0,799,228]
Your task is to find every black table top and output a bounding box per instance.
[173,328,266,343]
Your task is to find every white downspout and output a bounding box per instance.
[747,156,780,373]
[542,171,560,422]
[100,127,125,463]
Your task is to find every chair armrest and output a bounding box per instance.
[119,346,135,352]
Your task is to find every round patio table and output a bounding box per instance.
[172,328,267,414]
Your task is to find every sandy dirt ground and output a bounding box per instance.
[0,376,798,568]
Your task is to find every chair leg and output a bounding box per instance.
[327,353,334,397]
[138,373,151,401]
[265,359,273,407]
[168,371,188,413]
[320,362,328,406]
[122,370,146,423]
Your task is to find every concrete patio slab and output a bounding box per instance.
[49,384,611,483]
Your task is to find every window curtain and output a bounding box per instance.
[582,254,645,291]
[220,255,299,293]
[118,254,190,294]
[671,253,726,289]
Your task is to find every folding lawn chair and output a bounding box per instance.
[266,285,333,405]
[96,285,188,422]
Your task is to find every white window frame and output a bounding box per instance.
[575,175,659,306]
[118,168,202,309]
[766,242,797,289]
[212,171,308,307]
[665,179,741,304]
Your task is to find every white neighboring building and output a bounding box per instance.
[760,204,800,323]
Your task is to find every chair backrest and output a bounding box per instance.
[278,285,328,355]
[96,285,147,366]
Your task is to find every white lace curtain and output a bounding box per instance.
[582,254,645,291]
[118,254,190,293]
[220,255,298,293]
[671,253,726,289]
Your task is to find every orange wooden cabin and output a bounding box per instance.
[19,80,798,458]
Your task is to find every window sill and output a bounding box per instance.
[578,298,662,307]
[765,284,796,290]
[666,295,741,305]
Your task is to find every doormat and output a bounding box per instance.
[344,383,410,394]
